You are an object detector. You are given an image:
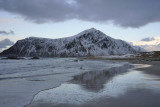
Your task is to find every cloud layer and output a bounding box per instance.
[0,30,14,35]
[0,0,160,27]
[0,38,14,52]
[131,36,160,51]
[141,37,160,41]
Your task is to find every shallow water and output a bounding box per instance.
[27,64,160,107]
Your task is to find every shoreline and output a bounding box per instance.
[0,58,125,107]
[128,60,160,77]
[80,57,160,77]
[0,58,159,107]
[26,60,159,107]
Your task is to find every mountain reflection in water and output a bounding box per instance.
[71,64,133,92]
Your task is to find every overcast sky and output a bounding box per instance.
[0,0,160,42]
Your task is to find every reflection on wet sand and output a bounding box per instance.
[71,64,133,92]
[27,64,160,107]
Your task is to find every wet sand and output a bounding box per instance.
[81,56,160,77]
[133,61,160,77]
[124,60,160,76]
[27,61,160,107]
[0,58,124,107]
[27,89,160,107]
[1,58,160,107]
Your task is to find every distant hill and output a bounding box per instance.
[0,28,137,57]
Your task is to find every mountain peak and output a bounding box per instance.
[73,28,105,38]
[82,28,99,33]
[86,28,97,31]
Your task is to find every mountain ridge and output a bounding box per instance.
[0,28,137,57]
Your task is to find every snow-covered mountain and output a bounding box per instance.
[130,37,160,51]
[0,28,137,57]
[0,38,14,52]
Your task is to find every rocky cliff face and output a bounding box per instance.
[0,28,137,57]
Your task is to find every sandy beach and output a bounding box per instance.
[0,58,160,107]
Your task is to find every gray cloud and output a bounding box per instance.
[0,30,15,35]
[141,37,154,41]
[141,37,160,41]
[0,0,160,27]
[0,38,14,52]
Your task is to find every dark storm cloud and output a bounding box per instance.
[0,30,14,35]
[0,0,160,27]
